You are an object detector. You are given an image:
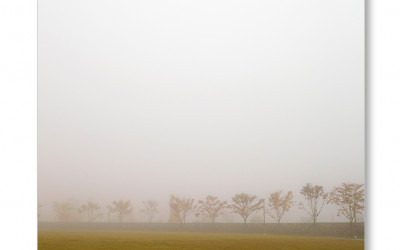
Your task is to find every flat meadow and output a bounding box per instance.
[38,230,364,250]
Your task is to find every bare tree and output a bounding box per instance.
[168,195,182,223]
[79,201,103,222]
[53,202,73,222]
[167,195,197,223]
[106,205,114,222]
[267,191,294,224]
[329,183,365,236]
[140,200,159,223]
[230,193,263,224]
[111,200,132,223]
[179,198,198,223]
[260,198,267,233]
[298,183,328,224]
[197,195,228,223]
[129,201,134,222]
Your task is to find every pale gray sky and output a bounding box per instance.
[38,0,364,222]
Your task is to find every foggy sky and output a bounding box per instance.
[38,0,364,222]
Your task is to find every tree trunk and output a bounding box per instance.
[349,219,353,236]
[354,212,357,237]
[263,209,266,235]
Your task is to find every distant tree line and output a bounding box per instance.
[47,182,364,236]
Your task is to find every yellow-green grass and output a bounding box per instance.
[38,230,364,250]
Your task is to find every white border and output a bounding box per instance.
[368,0,400,249]
[0,0,400,249]
[0,0,37,249]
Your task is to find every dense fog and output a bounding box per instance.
[38,0,364,224]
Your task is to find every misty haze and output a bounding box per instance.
[38,0,364,248]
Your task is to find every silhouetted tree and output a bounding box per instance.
[298,183,328,224]
[268,191,294,224]
[197,195,228,223]
[167,195,197,223]
[179,198,198,223]
[168,195,182,223]
[111,200,132,223]
[260,198,267,233]
[140,200,159,223]
[106,204,114,222]
[53,202,73,222]
[129,201,134,222]
[329,183,365,236]
[79,201,103,222]
[230,193,263,224]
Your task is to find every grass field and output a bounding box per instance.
[38,230,364,249]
